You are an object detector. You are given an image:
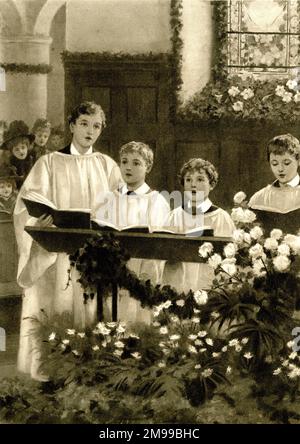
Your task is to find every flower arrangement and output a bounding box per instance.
[179,74,300,123]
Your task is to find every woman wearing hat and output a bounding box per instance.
[1,121,35,188]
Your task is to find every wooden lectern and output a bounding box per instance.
[25,226,230,321]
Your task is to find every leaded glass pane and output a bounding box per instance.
[227,0,300,75]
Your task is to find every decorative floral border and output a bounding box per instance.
[170,0,184,114]
[61,50,170,64]
[0,63,52,75]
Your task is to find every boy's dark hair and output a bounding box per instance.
[68,101,106,128]
[32,118,51,134]
[267,133,300,161]
[179,158,219,189]
[0,177,16,191]
[119,141,154,172]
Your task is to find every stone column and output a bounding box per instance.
[0,35,52,127]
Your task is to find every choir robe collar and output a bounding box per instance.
[59,144,95,155]
[182,197,218,215]
[119,183,152,195]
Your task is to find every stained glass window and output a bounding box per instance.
[227,0,300,76]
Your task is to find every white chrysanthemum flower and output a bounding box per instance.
[129,333,140,339]
[191,317,200,323]
[152,321,161,327]
[66,329,76,336]
[60,344,66,351]
[170,316,180,323]
[264,237,278,251]
[188,345,198,354]
[194,364,202,369]
[233,191,247,204]
[62,339,70,345]
[283,234,300,254]
[275,85,286,97]
[72,349,80,356]
[232,101,243,112]
[131,352,142,360]
[273,255,291,272]
[193,289,208,305]
[169,334,181,341]
[249,226,264,240]
[273,368,282,375]
[205,338,214,346]
[286,79,297,90]
[199,348,207,353]
[193,308,201,314]
[212,352,221,358]
[211,311,220,319]
[252,260,266,277]
[282,91,293,103]
[241,337,249,345]
[224,242,237,258]
[95,323,110,335]
[240,88,254,100]
[114,341,125,348]
[222,346,228,352]
[198,330,207,338]
[176,299,185,307]
[270,229,283,240]
[159,326,169,335]
[198,242,214,258]
[231,207,245,224]
[235,345,242,352]
[194,339,203,346]
[201,368,213,378]
[208,253,222,269]
[243,209,256,223]
[92,345,100,351]
[294,92,300,103]
[221,259,237,276]
[163,300,172,309]
[49,332,56,341]
[77,332,85,338]
[244,233,252,244]
[229,339,239,347]
[226,366,232,374]
[101,341,107,348]
[277,243,290,256]
[282,360,289,367]
[232,229,246,244]
[159,341,166,348]
[228,86,240,97]
[249,243,264,259]
[244,352,253,360]
[287,340,295,349]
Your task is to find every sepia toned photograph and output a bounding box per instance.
[0,0,300,425]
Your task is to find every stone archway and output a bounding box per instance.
[34,0,67,36]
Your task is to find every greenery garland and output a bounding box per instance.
[212,0,228,82]
[0,63,52,75]
[169,0,184,116]
[61,50,170,64]
[69,233,198,319]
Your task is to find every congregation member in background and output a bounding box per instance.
[14,101,122,381]
[47,124,65,152]
[249,134,300,234]
[31,118,52,160]
[162,158,235,293]
[0,164,18,219]
[0,120,9,166]
[1,120,35,188]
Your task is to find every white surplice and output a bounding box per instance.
[14,150,122,380]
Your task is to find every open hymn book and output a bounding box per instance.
[22,191,91,229]
[91,218,214,236]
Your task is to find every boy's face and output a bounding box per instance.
[70,113,102,151]
[35,129,50,147]
[183,169,212,203]
[0,181,13,199]
[269,152,299,185]
[12,141,28,160]
[120,152,148,189]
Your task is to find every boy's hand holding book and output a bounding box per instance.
[35,214,54,227]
